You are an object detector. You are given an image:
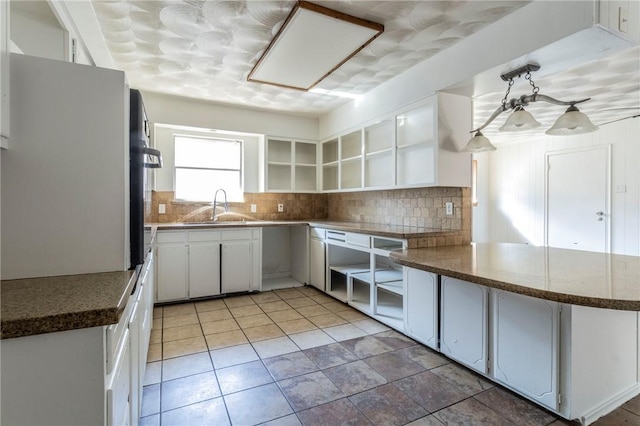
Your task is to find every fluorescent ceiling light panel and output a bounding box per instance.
[248,1,384,91]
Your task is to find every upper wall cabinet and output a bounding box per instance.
[262,137,318,192]
[321,92,472,192]
[0,0,9,149]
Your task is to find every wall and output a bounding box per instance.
[142,91,318,142]
[10,3,65,61]
[473,117,640,256]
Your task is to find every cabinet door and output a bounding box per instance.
[221,242,252,293]
[0,0,9,146]
[156,245,187,302]
[440,276,488,374]
[189,243,221,298]
[309,238,326,291]
[492,290,559,410]
[404,268,438,349]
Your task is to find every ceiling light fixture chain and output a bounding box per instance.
[462,63,599,153]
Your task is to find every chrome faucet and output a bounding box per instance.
[211,189,229,222]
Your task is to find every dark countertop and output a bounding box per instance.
[1,270,136,339]
[390,242,640,311]
[154,219,460,240]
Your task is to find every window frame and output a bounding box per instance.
[173,134,244,202]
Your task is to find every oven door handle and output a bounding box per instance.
[143,147,163,169]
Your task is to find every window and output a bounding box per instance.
[174,136,243,202]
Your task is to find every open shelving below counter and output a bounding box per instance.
[327,264,370,302]
[261,276,304,291]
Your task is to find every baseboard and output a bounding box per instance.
[581,383,640,425]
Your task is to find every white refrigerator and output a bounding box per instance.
[1,54,129,279]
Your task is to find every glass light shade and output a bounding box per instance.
[462,131,497,153]
[499,109,541,132]
[545,106,599,135]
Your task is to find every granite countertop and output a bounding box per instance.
[154,219,458,239]
[1,270,136,339]
[390,242,640,311]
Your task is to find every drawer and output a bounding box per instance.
[221,229,252,241]
[156,230,186,243]
[188,230,221,242]
[346,233,370,248]
[106,290,135,374]
[310,227,326,239]
[326,230,346,242]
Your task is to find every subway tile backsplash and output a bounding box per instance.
[150,187,471,245]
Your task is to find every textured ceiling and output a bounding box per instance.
[91,0,529,115]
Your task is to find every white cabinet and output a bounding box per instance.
[320,92,471,191]
[107,329,131,426]
[263,137,318,192]
[156,244,188,302]
[0,0,9,148]
[440,276,488,374]
[309,228,326,291]
[491,289,560,410]
[222,241,253,293]
[404,268,438,350]
[189,243,221,298]
[155,228,261,301]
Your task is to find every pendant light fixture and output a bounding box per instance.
[462,64,599,153]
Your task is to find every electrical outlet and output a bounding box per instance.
[616,184,627,193]
[250,204,257,213]
[445,202,453,216]
[159,204,166,214]
[277,203,284,212]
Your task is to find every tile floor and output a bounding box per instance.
[140,286,640,426]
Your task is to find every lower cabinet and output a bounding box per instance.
[155,228,261,302]
[404,268,438,350]
[309,233,326,291]
[440,276,489,374]
[491,289,559,410]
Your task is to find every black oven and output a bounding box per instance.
[130,89,162,269]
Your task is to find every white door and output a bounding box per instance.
[440,276,488,374]
[156,245,188,302]
[309,238,326,291]
[221,242,252,293]
[492,290,559,410]
[189,243,221,298]
[546,146,610,252]
[404,268,438,349]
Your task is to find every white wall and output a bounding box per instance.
[142,91,318,141]
[154,125,262,194]
[10,5,65,61]
[473,117,640,256]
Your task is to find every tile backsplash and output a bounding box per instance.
[150,187,471,244]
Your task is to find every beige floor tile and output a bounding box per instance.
[309,293,336,304]
[201,318,239,335]
[267,309,304,323]
[195,298,227,313]
[298,286,322,296]
[163,313,200,329]
[230,304,264,318]
[153,318,162,329]
[198,308,233,323]
[274,288,305,300]
[277,318,318,335]
[163,336,208,359]
[224,295,256,308]
[296,304,332,318]
[236,313,275,329]
[250,292,282,304]
[163,323,203,342]
[285,297,318,309]
[309,313,348,328]
[163,303,196,318]
[205,330,248,350]
[322,301,351,313]
[147,343,162,362]
[336,309,369,322]
[153,307,163,319]
[259,300,291,313]
[150,329,162,345]
[243,324,285,342]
